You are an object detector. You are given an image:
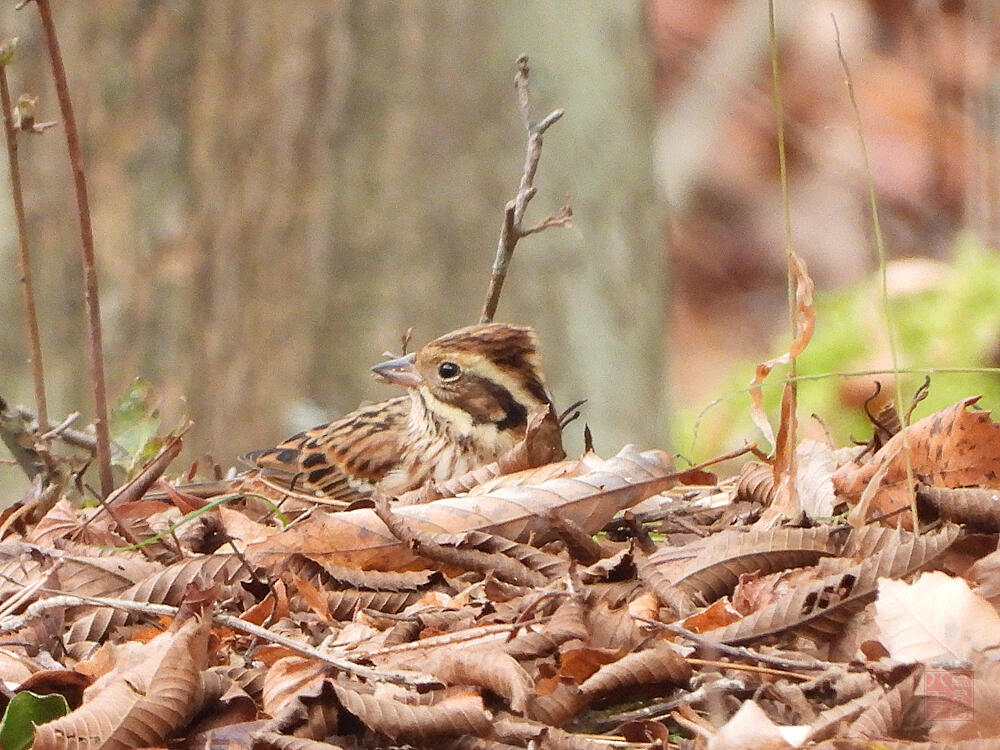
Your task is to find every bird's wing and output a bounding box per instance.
[244,396,411,500]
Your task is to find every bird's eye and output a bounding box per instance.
[437,361,461,380]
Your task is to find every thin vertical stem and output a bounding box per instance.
[34,0,114,497]
[833,15,917,528]
[0,61,48,432]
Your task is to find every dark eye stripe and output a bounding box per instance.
[461,375,528,430]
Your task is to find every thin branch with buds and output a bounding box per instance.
[32,0,114,497]
[0,38,49,434]
[479,55,573,324]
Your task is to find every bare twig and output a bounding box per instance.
[15,403,95,451]
[0,39,49,433]
[0,590,438,688]
[33,0,114,497]
[633,616,829,672]
[479,55,572,324]
[0,394,42,478]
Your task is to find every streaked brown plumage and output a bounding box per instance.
[247,323,562,501]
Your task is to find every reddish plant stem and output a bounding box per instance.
[0,63,48,432]
[34,0,114,497]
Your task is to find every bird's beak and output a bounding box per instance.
[371,352,423,388]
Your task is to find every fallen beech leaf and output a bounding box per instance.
[32,590,213,750]
[708,700,809,749]
[968,547,1000,608]
[579,641,691,696]
[261,656,327,719]
[834,397,1000,521]
[875,572,1000,662]
[423,649,533,714]
[332,683,492,742]
[247,445,675,570]
[683,600,741,633]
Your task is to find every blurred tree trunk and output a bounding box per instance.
[0,1,664,493]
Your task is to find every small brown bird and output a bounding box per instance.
[247,323,563,501]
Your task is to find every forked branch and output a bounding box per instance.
[479,55,572,324]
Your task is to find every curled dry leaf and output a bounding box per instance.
[833,397,1000,522]
[248,445,675,571]
[578,641,691,697]
[915,484,1000,532]
[748,251,815,448]
[702,525,960,646]
[423,648,534,714]
[261,656,328,719]
[845,668,922,739]
[650,526,841,606]
[502,596,588,659]
[32,591,213,750]
[331,682,492,742]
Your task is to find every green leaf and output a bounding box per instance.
[0,691,70,750]
[109,377,162,474]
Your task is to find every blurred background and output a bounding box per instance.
[2,1,1000,500]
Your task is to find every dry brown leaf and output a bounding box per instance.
[748,252,815,448]
[806,689,884,743]
[248,445,675,570]
[0,541,162,602]
[26,498,124,548]
[578,641,690,696]
[703,525,960,646]
[833,397,1000,521]
[708,700,809,750]
[332,683,492,742]
[875,572,1000,662]
[916,485,1000,532]
[65,554,248,644]
[261,656,328,719]
[770,381,801,517]
[526,680,591,727]
[794,439,839,518]
[845,668,922,739]
[503,597,588,660]
[32,589,213,750]
[466,452,606,496]
[651,526,840,605]
[682,599,741,633]
[967,546,1000,609]
[423,649,534,713]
